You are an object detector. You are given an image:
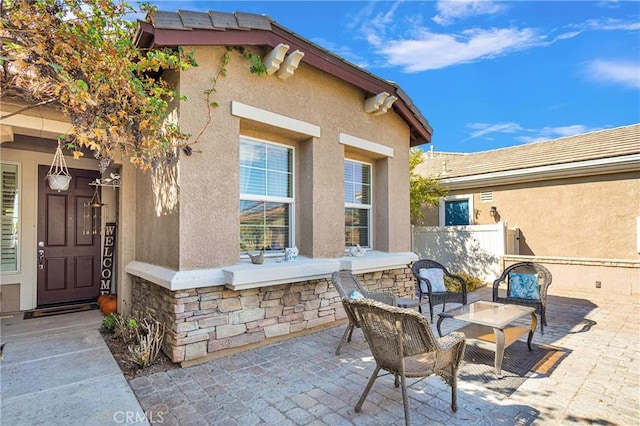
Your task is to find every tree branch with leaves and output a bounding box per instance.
[0,0,197,170]
[409,147,448,223]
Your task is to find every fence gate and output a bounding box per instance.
[412,222,516,282]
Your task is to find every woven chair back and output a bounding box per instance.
[347,298,440,372]
[332,271,366,299]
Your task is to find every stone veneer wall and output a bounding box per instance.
[130,267,415,364]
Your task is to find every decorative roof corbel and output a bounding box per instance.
[262,43,290,75]
[277,50,305,80]
[364,92,397,115]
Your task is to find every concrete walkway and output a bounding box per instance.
[0,286,638,425]
[0,309,148,426]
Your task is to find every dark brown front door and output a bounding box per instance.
[37,166,101,306]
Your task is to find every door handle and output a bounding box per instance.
[38,249,45,270]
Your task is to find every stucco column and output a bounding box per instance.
[117,162,137,314]
[298,138,345,258]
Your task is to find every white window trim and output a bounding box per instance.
[1,161,20,274]
[240,136,295,254]
[338,133,394,158]
[232,101,321,138]
[344,158,373,249]
[439,194,475,226]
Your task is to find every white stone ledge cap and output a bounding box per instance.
[340,251,418,274]
[126,251,418,291]
[224,257,340,290]
[126,261,226,291]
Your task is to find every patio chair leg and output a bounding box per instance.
[400,374,411,426]
[355,365,382,413]
[429,301,434,323]
[335,323,354,355]
[451,376,458,412]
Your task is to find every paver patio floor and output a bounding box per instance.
[129,286,640,425]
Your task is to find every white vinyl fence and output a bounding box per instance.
[412,222,520,283]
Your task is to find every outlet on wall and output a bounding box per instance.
[595,281,602,289]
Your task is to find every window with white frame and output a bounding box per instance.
[1,163,19,272]
[439,194,474,226]
[344,159,371,248]
[240,137,293,253]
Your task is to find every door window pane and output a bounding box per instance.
[445,200,469,226]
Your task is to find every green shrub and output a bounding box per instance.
[101,313,119,331]
[444,273,487,293]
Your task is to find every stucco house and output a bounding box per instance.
[414,124,640,296]
[0,10,431,364]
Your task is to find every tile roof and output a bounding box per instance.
[416,123,640,178]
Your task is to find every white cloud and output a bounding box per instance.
[465,123,605,144]
[584,59,640,89]
[582,18,640,31]
[378,27,541,72]
[465,122,524,140]
[356,2,638,73]
[516,125,603,143]
[433,0,506,26]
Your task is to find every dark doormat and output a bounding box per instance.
[458,341,570,396]
[23,303,99,319]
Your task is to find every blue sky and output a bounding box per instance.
[144,1,640,153]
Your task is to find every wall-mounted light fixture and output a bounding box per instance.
[277,50,305,80]
[490,206,498,217]
[263,43,290,75]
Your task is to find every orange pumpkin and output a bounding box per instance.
[97,294,109,308]
[100,295,117,315]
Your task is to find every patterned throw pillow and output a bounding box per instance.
[349,290,364,300]
[419,268,447,293]
[508,272,540,300]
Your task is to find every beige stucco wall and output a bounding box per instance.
[430,172,640,260]
[166,45,413,269]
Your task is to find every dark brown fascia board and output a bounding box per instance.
[136,21,432,145]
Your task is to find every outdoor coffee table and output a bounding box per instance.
[436,301,537,377]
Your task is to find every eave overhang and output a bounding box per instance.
[439,154,640,190]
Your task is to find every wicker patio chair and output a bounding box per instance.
[331,271,397,355]
[493,262,552,333]
[347,298,466,426]
[411,259,468,323]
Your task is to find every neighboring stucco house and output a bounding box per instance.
[0,10,431,364]
[414,124,640,295]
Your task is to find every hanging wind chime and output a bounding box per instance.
[45,139,72,191]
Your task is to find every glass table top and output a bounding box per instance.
[439,300,535,329]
